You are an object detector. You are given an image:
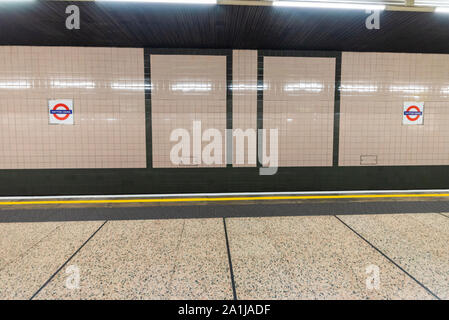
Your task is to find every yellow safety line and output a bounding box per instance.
[1,193,449,205]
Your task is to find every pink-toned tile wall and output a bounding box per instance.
[340,52,449,166]
[151,54,227,168]
[232,50,257,167]
[263,56,335,167]
[0,46,146,169]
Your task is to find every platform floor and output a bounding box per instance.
[0,206,448,299]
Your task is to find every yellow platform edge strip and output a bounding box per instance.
[1,193,449,205]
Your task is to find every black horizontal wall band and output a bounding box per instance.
[147,48,231,56]
[3,165,449,196]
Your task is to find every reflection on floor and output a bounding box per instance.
[0,212,448,300]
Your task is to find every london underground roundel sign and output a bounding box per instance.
[48,99,74,125]
[403,102,424,125]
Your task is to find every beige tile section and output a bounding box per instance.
[338,213,449,299]
[0,221,61,269]
[151,55,227,168]
[167,219,232,299]
[35,218,233,300]
[0,221,104,300]
[232,50,257,167]
[340,52,449,166]
[227,216,433,299]
[151,55,226,100]
[440,212,449,218]
[0,46,146,169]
[263,57,335,167]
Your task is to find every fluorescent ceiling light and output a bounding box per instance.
[435,7,449,13]
[95,0,216,4]
[272,1,386,11]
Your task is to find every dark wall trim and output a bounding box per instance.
[3,166,449,196]
[144,48,152,168]
[226,53,233,168]
[257,51,264,168]
[144,48,233,168]
[333,52,342,166]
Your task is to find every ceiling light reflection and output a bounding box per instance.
[171,82,212,92]
[340,84,378,93]
[273,1,385,11]
[389,85,429,94]
[284,82,324,92]
[51,80,95,89]
[230,83,267,91]
[440,86,449,95]
[111,82,150,90]
[0,80,31,89]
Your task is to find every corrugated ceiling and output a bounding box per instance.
[277,0,405,4]
[415,1,449,6]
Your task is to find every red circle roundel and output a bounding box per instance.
[51,103,71,121]
[405,105,421,122]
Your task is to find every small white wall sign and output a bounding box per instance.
[49,99,74,125]
[403,102,424,125]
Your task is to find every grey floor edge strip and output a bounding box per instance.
[334,215,441,300]
[3,200,449,223]
[223,217,237,300]
[29,220,108,300]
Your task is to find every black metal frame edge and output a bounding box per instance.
[144,48,152,168]
[257,49,342,167]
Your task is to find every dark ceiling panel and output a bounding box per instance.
[0,1,449,53]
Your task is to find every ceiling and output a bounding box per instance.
[43,0,448,12]
[1,1,449,53]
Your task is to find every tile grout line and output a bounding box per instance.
[437,212,449,219]
[333,215,441,300]
[168,220,186,285]
[0,224,62,273]
[29,220,108,300]
[223,217,237,300]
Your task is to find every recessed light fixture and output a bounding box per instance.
[272,1,386,11]
[95,0,216,4]
[435,7,449,13]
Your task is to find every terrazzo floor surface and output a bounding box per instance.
[0,212,448,299]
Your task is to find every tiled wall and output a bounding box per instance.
[340,52,449,166]
[263,56,335,167]
[151,54,227,168]
[0,46,146,169]
[232,50,257,167]
[4,46,449,195]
